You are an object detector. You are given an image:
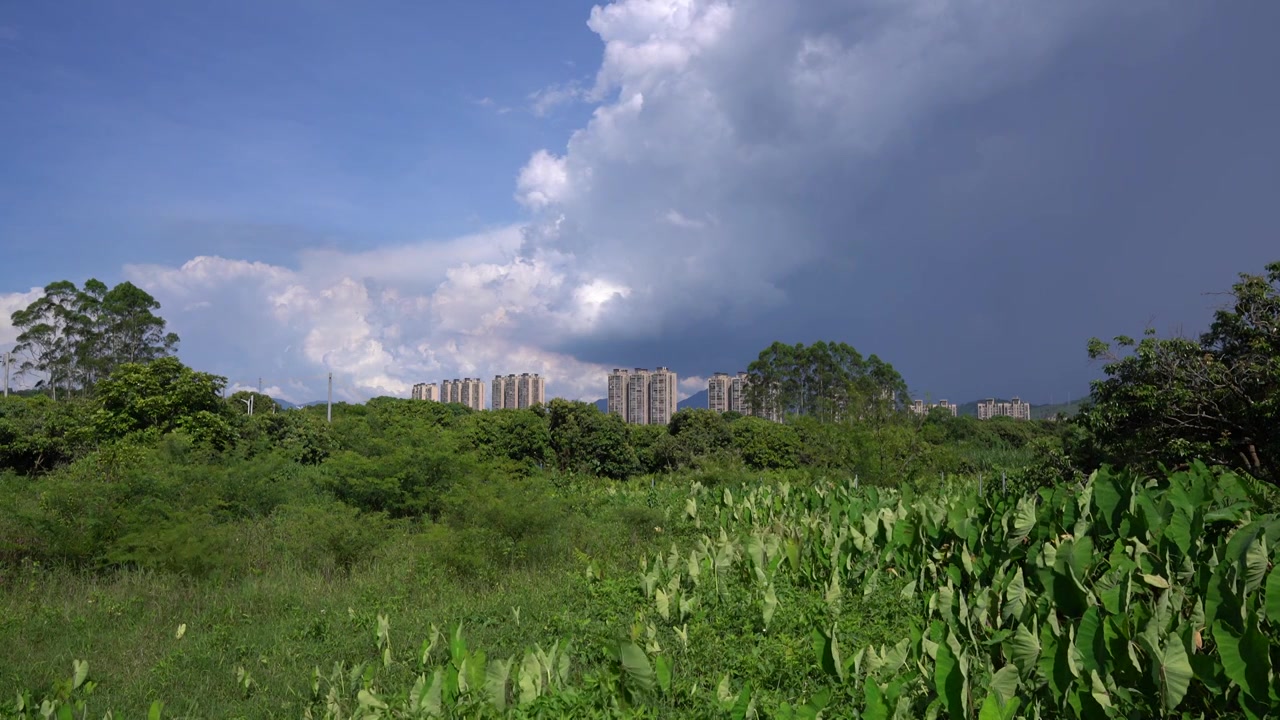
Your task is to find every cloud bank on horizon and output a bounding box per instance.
[1,0,1276,405]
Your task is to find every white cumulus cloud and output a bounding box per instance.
[10,0,1179,402]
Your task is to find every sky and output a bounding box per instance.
[1,0,1277,405]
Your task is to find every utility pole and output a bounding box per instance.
[327,372,333,423]
[258,377,264,395]
[240,395,254,416]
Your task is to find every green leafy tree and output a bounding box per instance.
[92,357,229,444]
[458,408,552,470]
[731,416,801,469]
[10,281,80,398]
[9,279,179,397]
[628,423,671,474]
[1077,261,1280,485]
[241,411,335,465]
[227,391,281,416]
[100,281,180,366]
[745,341,907,422]
[0,395,93,473]
[667,409,732,458]
[546,399,637,478]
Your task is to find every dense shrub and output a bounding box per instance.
[731,416,801,470]
[272,500,388,577]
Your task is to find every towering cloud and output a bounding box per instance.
[4,0,1232,403]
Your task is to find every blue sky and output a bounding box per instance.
[2,1,1278,405]
[1,1,598,273]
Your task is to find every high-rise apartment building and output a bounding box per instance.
[440,378,486,412]
[708,373,731,413]
[411,382,440,401]
[626,369,650,425]
[648,367,678,426]
[977,397,1032,421]
[910,398,958,417]
[493,375,512,410]
[607,369,630,419]
[491,373,546,409]
[729,372,750,415]
[518,373,545,408]
[714,371,780,421]
[607,367,677,425]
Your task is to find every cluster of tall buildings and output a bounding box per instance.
[909,399,959,417]
[977,397,1032,421]
[407,365,1038,424]
[492,373,546,410]
[905,396,1033,420]
[410,373,545,411]
[606,367,678,425]
[409,378,488,411]
[410,382,438,401]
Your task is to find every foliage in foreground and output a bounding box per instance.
[15,462,1280,718]
[1077,260,1280,486]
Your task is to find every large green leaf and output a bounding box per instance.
[934,633,967,719]
[485,658,511,711]
[1266,566,1280,623]
[1158,638,1193,713]
[1223,522,1268,593]
[1242,535,1268,596]
[988,665,1020,706]
[1008,623,1040,677]
[862,681,888,720]
[619,641,655,693]
[1166,508,1193,556]
[1092,473,1127,532]
[763,584,778,631]
[1214,618,1271,703]
[655,654,672,695]
[1074,606,1106,673]
[1003,568,1028,624]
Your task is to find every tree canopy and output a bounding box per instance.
[9,279,179,397]
[745,341,908,422]
[1076,261,1280,485]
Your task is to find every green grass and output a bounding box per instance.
[3,551,619,718]
[1,472,918,718]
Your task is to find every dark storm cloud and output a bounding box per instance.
[554,2,1280,404]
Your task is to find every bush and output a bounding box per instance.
[731,417,801,470]
[319,443,477,518]
[106,506,240,579]
[272,500,388,577]
[429,474,574,578]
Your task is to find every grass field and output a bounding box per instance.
[0,470,913,718]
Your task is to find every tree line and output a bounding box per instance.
[9,279,178,399]
[4,259,1278,489]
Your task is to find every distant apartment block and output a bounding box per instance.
[491,373,546,410]
[648,367,678,426]
[977,397,1032,421]
[411,382,440,402]
[607,367,678,425]
[441,378,487,412]
[708,373,731,413]
[626,369,650,425]
[910,399,958,417]
[728,373,748,414]
[708,371,781,422]
[607,369,630,419]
